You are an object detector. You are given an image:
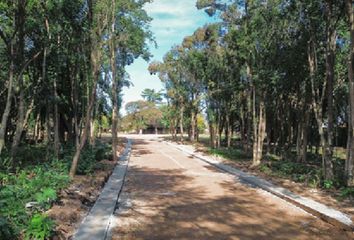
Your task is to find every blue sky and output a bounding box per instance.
[121,0,217,114]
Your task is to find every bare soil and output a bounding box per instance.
[47,138,126,240]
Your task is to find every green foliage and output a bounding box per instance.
[35,188,57,208]
[77,147,97,175]
[263,161,323,187]
[323,180,334,189]
[25,214,54,240]
[0,152,12,171]
[259,164,272,175]
[208,147,249,160]
[0,160,69,238]
[340,187,354,199]
[122,100,163,133]
[62,142,112,175]
[0,216,15,240]
[77,143,113,174]
[0,139,111,238]
[141,88,163,103]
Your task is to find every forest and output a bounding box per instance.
[0,0,152,238]
[1,0,354,239]
[150,0,354,190]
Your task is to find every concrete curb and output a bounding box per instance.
[73,139,132,240]
[165,141,354,231]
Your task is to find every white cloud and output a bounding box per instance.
[146,0,208,48]
[144,0,197,16]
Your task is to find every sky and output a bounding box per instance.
[121,0,217,115]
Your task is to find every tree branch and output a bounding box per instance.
[0,28,9,46]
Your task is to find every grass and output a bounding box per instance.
[208,147,249,161]
[0,140,114,239]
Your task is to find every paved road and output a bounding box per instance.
[111,135,352,240]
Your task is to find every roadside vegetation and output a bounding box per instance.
[151,0,354,199]
[0,0,152,239]
[0,141,113,239]
[207,140,354,198]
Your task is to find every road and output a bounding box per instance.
[111,135,352,240]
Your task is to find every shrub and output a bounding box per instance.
[25,214,54,240]
[62,142,112,175]
[340,187,354,199]
[35,188,57,209]
[0,160,70,238]
[0,216,15,240]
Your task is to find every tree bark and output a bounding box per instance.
[253,98,266,166]
[190,107,195,142]
[251,74,261,165]
[69,50,100,178]
[11,2,31,160]
[179,104,184,142]
[225,113,232,148]
[346,0,354,186]
[110,6,119,162]
[0,41,15,154]
[322,1,336,180]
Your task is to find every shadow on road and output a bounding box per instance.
[112,137,352,240]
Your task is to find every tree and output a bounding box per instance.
[152,0,352,186]
[346,0,354,186]
[141,88,163,104]
[123,100,162,134]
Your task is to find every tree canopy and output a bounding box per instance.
[151,0,354,187]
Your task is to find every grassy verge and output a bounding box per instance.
[207,145,354,200]
[0,141,113,240]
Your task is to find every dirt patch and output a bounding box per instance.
[47,138,127,240]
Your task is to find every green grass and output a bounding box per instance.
[205,141,346,190]
[208,147,249,161]
[0,140,113,239]
[0,160,70,239]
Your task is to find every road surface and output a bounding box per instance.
[111,135,352,240]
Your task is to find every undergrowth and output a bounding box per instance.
[0,140,113,239]
[0,160,69,239]
[208,146,351,195]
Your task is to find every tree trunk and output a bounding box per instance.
[70,63,80,147]
[110,40,119,162]
[296,120,302,161]
[11,3,26,160]
[346,0,354,186]
[69,6,106,177]
[53,72,60,158]
[216,108,222,148]
[195,110,199,142]
[180,104,184,142]
[89,99,96,146]
[0,41,15,154]
[322,1,336,181]
[69,55,99,177]
[301,110,310,163]
[253,99,266,166]
[190,108,195,142]
[34,113,40,143]
[11,80,25,160]
[252,84,259,165]
[296,106,309,163]
[11,57,40,159]
[225,113,232,148]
